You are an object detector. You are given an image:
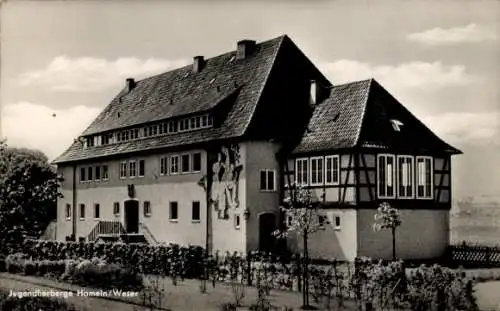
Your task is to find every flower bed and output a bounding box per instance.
[4,253,143,291]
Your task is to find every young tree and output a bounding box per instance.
[0,140,62,243]
[373,202,402,260]
[274,183,326,310]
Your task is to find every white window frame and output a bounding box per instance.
[416,156,434,200]
[260,169,276,192]
[170,155,179,175]
[138,159,145,178]
[169,202,179,222]
[234,214,241,229]
[334,215,341,231]
[65,204,71,220]
[93,203,100,220]
[325,155,340,186]
[102,165,109,181]
[79,204,85,220]
[129,160,137,179]
[119,161,127,179]
[160,157,168,176]
[181,153,191,174]
[397,155,414,199]
[192,152,202,173]
[192,201,201,223]
[295,158,309,186]
[377,154,396,199]
[309,156,324,186]
[144,201,151,217]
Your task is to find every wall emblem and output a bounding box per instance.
[209,144,243,219]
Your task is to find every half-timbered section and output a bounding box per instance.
[286,79,461,261]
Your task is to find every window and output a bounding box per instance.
[310,157,324,185]
[192,201,200,222]
[318,215,326,226]
[234,214,241,229]
[377,154,395,199]
[169,202,178,221]
[398,156,414,199]
[113,202,120,216]
[202,115,208,127]
[87,137,94,147]
[95,166,101,181]
[325,155,340,185]
[102,165,109,180]
[168,122,176,133]
[181,154,190,173]
[190,118,196,128]
[192,153,202,172]
[334,215,341,230]
[160,157,168,175]
[139,160,145,177]
[129,160,137,178]
[416,156,433,199]
[170,156,179,174]
[88,167,93,181]
[65,204,71,220]
[144,201,151,217]
[295,158,309,186]
[207,116,213,127]
[94,204,100,219]
[79,204,85,220]
[80,167,86,182]
[120,162,127,179]
[260,170,275,191]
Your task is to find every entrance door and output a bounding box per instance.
[124,200,139,233]
[259,213,277,253]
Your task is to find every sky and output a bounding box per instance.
[1,0,499,200]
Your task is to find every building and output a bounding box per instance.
[53,35,461,260]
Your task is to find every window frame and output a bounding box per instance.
[87,166,93,181]
[309,156,324,186]
[169,202,179,222]
[102,165,109,181]
[324,155,340,186]
[377,154,396,199]
[334,215,341,231]
[119,161,127,179]
[259,169,276,192]
[113,202,120,216]
[80,167,86,182]
[129,160,137,179]
[416,156,434,200]
[295,157,309,186]
[94,203,100,220]
[170,155,179,175]
[192,201,201,222]
[192,152,202,173]
[79,204,85,220]
[138,159,145,177]
[234,214,241,229]
[397,155,414,199]
[95,166,101,181]
[144,201,151,217]
[65,204,71,220]
[160,157,168,176]
[181,154,191,174]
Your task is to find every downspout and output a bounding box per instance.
[72,164,77,241]
[205,149,213,254]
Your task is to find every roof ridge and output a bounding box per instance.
[329,78,374,89]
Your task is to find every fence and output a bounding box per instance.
[447,243,500,268]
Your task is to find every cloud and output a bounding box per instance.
[18,56,190,92]
[321,59,476,91]
[422,111,500,146]
[2,102,101,160]
[407,23,498,46]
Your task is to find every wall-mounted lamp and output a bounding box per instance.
[243,208,250,221]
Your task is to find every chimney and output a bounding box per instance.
[125,78,135,92]
[310,80,326,106]
[193,56,205,73]
[236,40,256,60]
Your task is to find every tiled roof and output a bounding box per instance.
[53,35,287,164]
[293,79,462,155]
[292,79,372,153]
